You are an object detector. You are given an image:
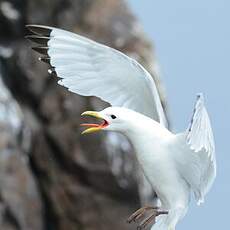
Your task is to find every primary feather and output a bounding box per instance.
[26,25,168,127]
[173,94,216,205]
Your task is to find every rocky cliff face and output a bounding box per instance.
[0,0,167,229]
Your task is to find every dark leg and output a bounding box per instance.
[127,206,158,223]
[127,206,168,229]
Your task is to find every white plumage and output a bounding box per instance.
[26,25,216,230]
[31,25,167,127]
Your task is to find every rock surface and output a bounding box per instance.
[0,0,168,229]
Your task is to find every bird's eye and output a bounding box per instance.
[111,115,117,119]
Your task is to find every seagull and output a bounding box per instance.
[25,25,216,230]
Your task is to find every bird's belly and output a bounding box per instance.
[134,143,189,207]
[136,148,173,190]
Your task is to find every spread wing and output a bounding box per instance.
[174,94,216,204]
[26,25,168,127]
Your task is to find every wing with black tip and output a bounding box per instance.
[26,24,168,127]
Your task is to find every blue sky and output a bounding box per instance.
[128,1,229,229]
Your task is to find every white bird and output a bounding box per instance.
[26,25,216,230]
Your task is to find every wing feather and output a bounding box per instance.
[174,94,216,204]
[26,25,168,127]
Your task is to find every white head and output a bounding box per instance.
[81,107,136,134]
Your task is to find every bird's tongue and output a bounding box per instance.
[80,119,109,128]
[80,123,101,128]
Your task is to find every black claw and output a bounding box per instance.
[25,35,50,45]
[26,25,52,36]
[32,47,49,55]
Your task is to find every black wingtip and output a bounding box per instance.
[26,25,52,36]
[32,46,49,55]
[39,57,51,64]
[25,35,50,45]
[48,68,57,75]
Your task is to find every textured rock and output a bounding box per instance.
[0,71,43,230]
[0,0,168,230]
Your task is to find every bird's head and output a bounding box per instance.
[80,107,130,134]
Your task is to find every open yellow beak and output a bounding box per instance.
[80,111,109,135]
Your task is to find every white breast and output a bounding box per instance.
[124,116,189,207]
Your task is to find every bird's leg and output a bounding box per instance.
[127,206,168,229]
[137,210,169,230]
[127,206,158,223]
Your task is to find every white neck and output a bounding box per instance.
[120,111,173,147]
